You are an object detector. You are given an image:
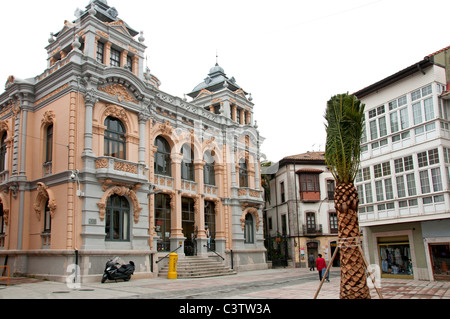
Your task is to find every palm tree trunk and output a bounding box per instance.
[335,182,371,299]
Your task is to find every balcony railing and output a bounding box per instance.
[237,187,263,200]
[95,157,148,184]
[302,224,323,236]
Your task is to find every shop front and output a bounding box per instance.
[378,236,414,279]
[428,243,450,281]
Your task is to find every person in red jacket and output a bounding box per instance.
[315,254,330,282]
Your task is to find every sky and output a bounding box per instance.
[1,0,450,163]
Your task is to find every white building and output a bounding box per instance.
[263,152,338,268]
[354,47,450,281]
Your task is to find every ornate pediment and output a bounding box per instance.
[98,83,138,104]
[104,20,131,36]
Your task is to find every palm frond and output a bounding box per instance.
[324,93,365,184]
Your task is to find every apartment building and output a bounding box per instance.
[354,47,450,281]
[263,152,339,268]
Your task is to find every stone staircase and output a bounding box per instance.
[158,256,237,279]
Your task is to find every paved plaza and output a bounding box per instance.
[1,267,449,300]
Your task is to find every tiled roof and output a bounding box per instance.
[426,45,450,58]
[282,151,325,161]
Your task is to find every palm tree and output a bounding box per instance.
[324,93,370,299]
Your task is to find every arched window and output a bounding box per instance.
[43,199,51,233]
[105,195,130,241]
[0,133,7,172]
[244,213,254,244]
[239,158,248,188]
[181,144,194,181]
[203,151,215,186]
[104,117,126,159]
[154,136,171,176]
[45,124,53,163]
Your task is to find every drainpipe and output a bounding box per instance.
[75,249,79,283]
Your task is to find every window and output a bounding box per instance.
[306,212,316,233]
[424,98,434,121]
[105,195,130,241]
[244,214,254,244]
[46,124,53,163]
[363,167,371,181]
[182,198,195,243]
[236,108,241,124]
[418,149,439,168]
[126,55,132,72]
[239,158,248,188]
[154,137,171,176]
[384,178,394,200]
[406,173,417,196]
[155,194,171,251]
[110,48,121,67]
[431,167,443,192]
[419,170,431,194]
[104,117,126,159]
[396,176,406,198]
[0,133,7,172]
[203,151,215,186]
[43,199,51,233]
[395,155,414,173]
[327,180,335,200]
[299,174,320,192]
[329,212,338,234]
[390,112,399,133]
[400,108,409,130]
[375,180,384,201]
[97,41,104,63]
[374,161,391,178]
[364,183,373,203]
[181,144,194,181]
[280,182,285,203]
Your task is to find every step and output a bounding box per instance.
[158,256,237,279]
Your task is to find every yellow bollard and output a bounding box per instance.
[168,253,178,279]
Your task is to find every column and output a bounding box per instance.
[232,105,237,122]
[194,160,208,255]
[170,153,184,253]
[121,50,128,68]
[83,89,98,156]
[104,41,112,67]
[132,55,139,77]
[138,112,150,165]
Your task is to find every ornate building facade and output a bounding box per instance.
[0,0,266,282]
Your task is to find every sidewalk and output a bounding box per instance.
[0,267,449,299]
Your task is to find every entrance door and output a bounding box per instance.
[204,201,216,250]
[182,197,196,256]
[429,243,450,281]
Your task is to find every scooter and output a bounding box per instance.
[101,257,135,283]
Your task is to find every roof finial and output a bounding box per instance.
[216,50,219,66]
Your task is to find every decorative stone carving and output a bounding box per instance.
[114,161,138,174]
[41,110,56,126]
[240,207,261,232]
[104,104,129,125]
[97,186,142,223]
[33,182,57,221]
[98,84,138,104]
